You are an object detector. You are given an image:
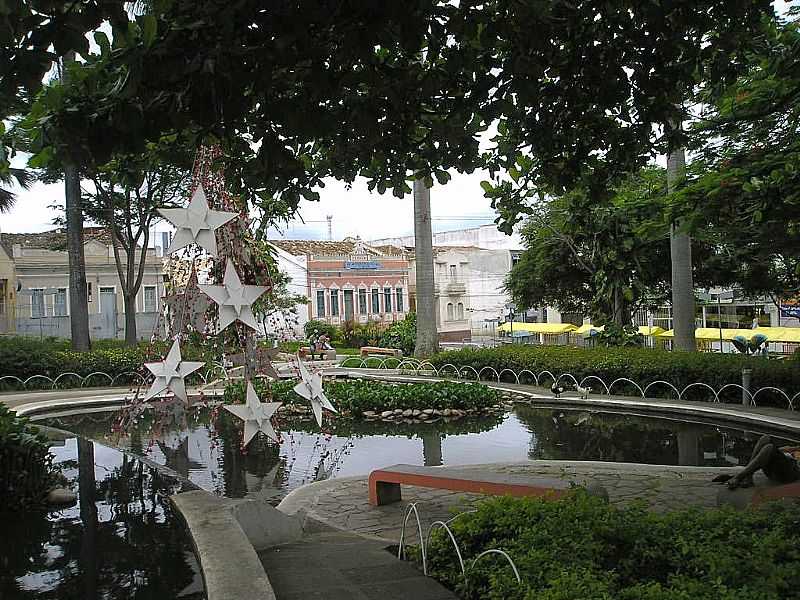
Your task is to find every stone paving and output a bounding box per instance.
[278,460,740,542]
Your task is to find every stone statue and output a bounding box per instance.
[718,435,800,489]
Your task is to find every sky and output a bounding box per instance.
[1,0,794,241]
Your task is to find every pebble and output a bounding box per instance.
[380,410,394,418]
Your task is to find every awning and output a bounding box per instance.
[638,326,665,337]
[498,322,577,334]
[659,328,756,341]
[752,327,800,343]
[575,323,604,335]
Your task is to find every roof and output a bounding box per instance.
[0,227,112,258]
[268,238,405,258]
[403,245,485,259]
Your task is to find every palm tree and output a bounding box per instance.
[413,179,439,356]
[667,144,696,351]
[0,167,33,213]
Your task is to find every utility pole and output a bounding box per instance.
[326,215,333,241]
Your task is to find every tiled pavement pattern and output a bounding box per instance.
[260,522,456,600]
[282,461,737,542]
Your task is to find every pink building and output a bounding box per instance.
[269,238,409,326]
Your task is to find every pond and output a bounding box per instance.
[37,403,800,505]
[1,433,205,600]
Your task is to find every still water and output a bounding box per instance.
[39,404,799,505]
[1,435,204,600]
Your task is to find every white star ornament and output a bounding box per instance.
[224,382,282,446]
[158,185,237,256]
[199,261,268,331]
[293,357,336,427]
[144,340,205,403]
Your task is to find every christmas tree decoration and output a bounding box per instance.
[199,261,269,331]
[158,184,237,256]
[143,339,205,403]
[293,357,336,427]
[224,381,282,445]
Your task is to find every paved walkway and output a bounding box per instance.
[260,522,455,600]
[278,460,746,542]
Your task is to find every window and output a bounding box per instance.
[316,290,326,318]
[457,302,464,320]
[54,288,67,317]
[384,287,392,312]
[395,288,404,313]
[87,281,93,303]
[358,289,367,314]
[449,264,457,278]
[31,289,45,318]
[143,286,157,312]
[330,290,339,316]
[446,302,454,321]
[371,288,380,313]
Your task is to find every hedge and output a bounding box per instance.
[422,492,800,600]
[223,379,501,416]
[427,345,800,397]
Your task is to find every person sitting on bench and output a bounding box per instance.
[717,435,800,489]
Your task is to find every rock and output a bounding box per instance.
[422,409,435,415]
[402,409,414,417]
[411,409,421,416]
[47,487,77,506]
[381,410,394,418]
[442,409,452,416]
[418,413,430,420]
[393,409,404,415]
[362,411,377,417]
[585,482,610,503]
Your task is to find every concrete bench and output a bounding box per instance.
[299,346,336,361]
[368,464,571,506]
[360,346,403,358]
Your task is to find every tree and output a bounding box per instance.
[83,148,190,345]
[413,179,438,357]
[479,0,772,346]
[507,168,675,325]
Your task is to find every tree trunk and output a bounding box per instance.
[65,162,91,350]
[123,293,137,345]
[612,286,629,327]
[413,179,438,357]
[667,145,696,351]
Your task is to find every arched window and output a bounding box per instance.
[446,302,454,321]
[457,302,464,320]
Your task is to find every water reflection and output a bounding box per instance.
[39,405,799,506]
[0,437,205,600]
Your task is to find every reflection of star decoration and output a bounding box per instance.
[199,261,268,331]
[144,339,205,403]
[224,382,282,446]
[158,185,237,256]
[293,356,336,427]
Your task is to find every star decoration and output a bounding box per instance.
[258,346,281,379]
[164,265,209,336]
[199,261,268,331]
[158,185,237,256]
[224,382,282,446]
[293,357,336,427]
[144,340,205,403]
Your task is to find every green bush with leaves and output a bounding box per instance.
[303,320,339,342]
[223,379,500,415]
[422,493,800,600]
[427,345,800,402]
[0,404,57,510]
[380,312,416,355]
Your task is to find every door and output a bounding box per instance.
[99,287,118,338]
[343,290,354,321]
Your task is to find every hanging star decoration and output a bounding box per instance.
[158,184,237,256]
[293,357,336,427]
[199,261,268,331]
[224,382,282,446]
[144,339,205,403]
[164,264,210,336]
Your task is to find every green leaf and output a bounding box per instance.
[140,14,157,48]
[480,180,494,194]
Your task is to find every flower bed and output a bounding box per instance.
[422,492,800,599]
[223,379,503,418]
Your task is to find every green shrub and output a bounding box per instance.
[303,320,339,342]
[427,345,800,402]
[340,319,385,348]
[0,404,57,509]
[223,379,500,415]
[380,312,416,355]
[422,492,800,600]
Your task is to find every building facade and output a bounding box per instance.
[269,238,409,329]
[0,229,165,340]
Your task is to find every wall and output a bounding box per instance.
[372,223,523,251]
[268,244,309,339]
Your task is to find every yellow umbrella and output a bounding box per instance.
[575,323,604,335]
[498,322,577,334]
[658,328,755,341]
[638,326,665,336]
[752,327,800,343]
